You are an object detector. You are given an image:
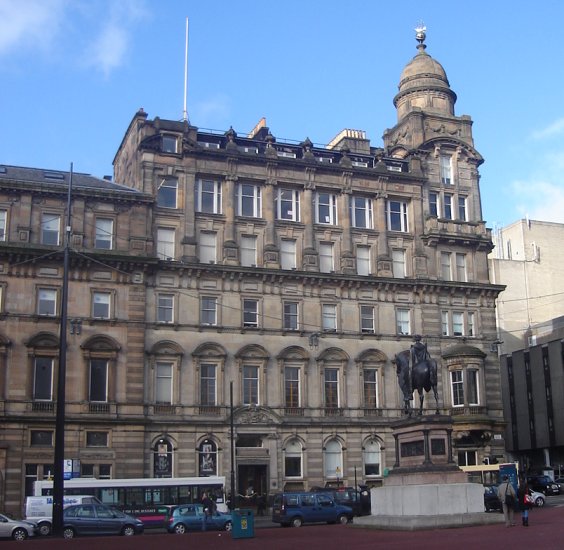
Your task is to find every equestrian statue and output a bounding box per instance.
[394,335,440,416]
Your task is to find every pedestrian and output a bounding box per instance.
[497,475,517,527]
[201,492,214,531]
[256,494,266,516]
[518,477,531,526]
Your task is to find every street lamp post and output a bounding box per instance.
[230,381,236,510]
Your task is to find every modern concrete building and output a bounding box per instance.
[0,30,506,516]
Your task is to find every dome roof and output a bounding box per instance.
[393,28,456,116]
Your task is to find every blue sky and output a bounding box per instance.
[2,0,564,229]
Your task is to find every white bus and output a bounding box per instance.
[33,476,227,528]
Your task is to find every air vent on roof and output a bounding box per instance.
[44,171,65,180]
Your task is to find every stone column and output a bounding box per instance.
[263,174,279,268]
[302,168,318,271]
[223,174,239,265]
[376,193,392,276]
[339,171,354,274]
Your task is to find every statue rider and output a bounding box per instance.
[410,335,430,368]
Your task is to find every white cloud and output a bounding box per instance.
[512,179,564,224]
[0,0,67,56]
[193,95,232,127]
[531,117,564,140]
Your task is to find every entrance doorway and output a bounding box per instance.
[237,464,267,509]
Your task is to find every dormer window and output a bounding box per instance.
[162,135,178,154]
[440,155,453,185]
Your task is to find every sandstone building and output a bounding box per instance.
[0,30,505,515]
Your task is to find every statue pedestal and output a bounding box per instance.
[353,416,503,530]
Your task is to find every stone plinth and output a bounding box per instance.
[352,415,503,530]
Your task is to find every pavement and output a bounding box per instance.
[19,505,564,550]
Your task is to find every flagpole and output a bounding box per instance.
[183,17,189,122]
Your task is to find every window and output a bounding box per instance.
[392,249,406,278]
[453,312,464,336]
[386,200,408,232]
[200,297,217,326]
[240,235,257,266]
[92,291,111,319]
[356,245,370,276]
[243,299,259,328]
[95,218,113,249]
[38,288,57,316]
[238,183,262,217]
[285,367,301,408]
[351,196,373,228]
[283,302,299,330]
[200,364,217,406]
[444,194,453,219]
[458,196,467,221]
[196,179,222,214]
[199,440,217,476]
[86,431,108,447]
[157,228,175,260]
[157,178,178,208]
[360,305,375,334]
[0,209,6,241]
[162,135,178,153]
[322,304,337,332]
[396,308,411,335]
[441,311,449,336]
[455,253,467,282]
[157,293,174,323]
[89,359,108,402]
[451,368,480,407]
[458,450,477,467]
[429,192,439,217]
[315,192,338,225]
[41,214,60,245]
[33,358,53,401]
[450,370,464,406]
[199,232,217,264]
[363,369,378,408]
[155,362,173,404]
[280,239,297,270]
[440,252,452,280]
[440,155,453,185]
[284,439,302,478]
[324,369,339,408]
[30,430,53,447]
[324,439,342,478]
[363,439,381,476]
[276,188,300,221]
[319,242,334,273]
[243,365,259,405]
[468,312,475,337]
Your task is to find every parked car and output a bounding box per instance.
[310,485,371,516]
[62,503,144,538]
[526,475,560,495]
[272,492,353,527]
[554,477,564,489]
[167,504,232,534]
[483,486,545,512]
[0,513,38,541]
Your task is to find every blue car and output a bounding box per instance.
[62,503,144,538]
[272,492,353,528]
[167,504,233,534]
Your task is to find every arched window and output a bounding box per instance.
[284,439,303,478]
[153,438,173,478]
[324,439,343,479]
[363,438,381,477]
[199,439,217,476]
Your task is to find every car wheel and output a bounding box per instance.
[174,523,187,534]
[38,522,52,536]
[122,525,136,536]
[63,527,75,539]
[12,528,28,541]
[337,514,349,525]
[291,516,303,528]
[535,497,545,507]
[224,521,233,532]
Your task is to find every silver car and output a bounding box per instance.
[0,513,38,541]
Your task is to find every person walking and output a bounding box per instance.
[518,477,531,526]
[201,492,214,531]
[497,475,517,527]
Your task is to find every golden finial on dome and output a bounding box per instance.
[415,21,427,50]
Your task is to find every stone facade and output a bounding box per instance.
[0,32,506,515]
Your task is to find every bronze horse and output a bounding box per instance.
[394,349,439,415]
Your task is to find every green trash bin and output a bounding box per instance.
[231,509,255,539]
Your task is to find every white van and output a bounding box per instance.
[25,495,101,535]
